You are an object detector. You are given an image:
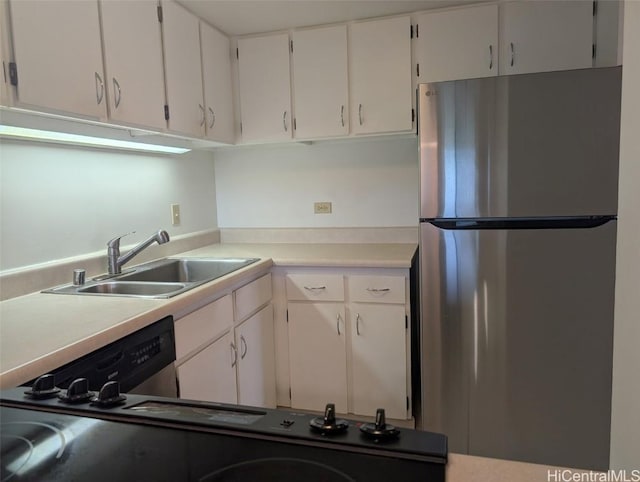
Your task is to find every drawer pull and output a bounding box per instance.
[304,286,326,291]
[366,288,391,293]
[336,314,342,335]
[356,313,362,336]
[230,342,238,367]
[240,335,248,359]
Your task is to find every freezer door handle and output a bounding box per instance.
[423,217,615,230]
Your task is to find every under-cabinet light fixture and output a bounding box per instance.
[0,125,191,154]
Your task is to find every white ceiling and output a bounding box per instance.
[176,0,483,36]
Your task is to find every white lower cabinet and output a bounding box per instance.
[174,273,276,408]
[284,269,411,419]
[349,303,407,419]
[288,302,348,413]
[177,331,237,404]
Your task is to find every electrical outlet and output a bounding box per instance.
[314,202,332,214]
[171,203,181,226]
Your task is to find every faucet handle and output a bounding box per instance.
[107,231,136,249]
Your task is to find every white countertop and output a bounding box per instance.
[0,242,416,389]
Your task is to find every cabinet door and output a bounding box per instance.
[414,5,498,83]
[162,0,204,137]
[349,16,412,135]
[350,304,407,419]
[237,33,292,143]
[8,0,106,119]
[292,25,348,139]
[177,331,238,404]
[500,0,594,75]
[236,304,276,408]
[101,0,166,130]
[200,21,235,143]
[288,302,347,413]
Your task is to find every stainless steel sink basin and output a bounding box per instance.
[116,258,258,284]
[77,281,187,297]
[43,257,260,299]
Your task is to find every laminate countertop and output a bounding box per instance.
[0,242,417,389]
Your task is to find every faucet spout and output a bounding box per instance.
[107,229,170,275]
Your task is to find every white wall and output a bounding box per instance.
[213,136,419,228]
[610,0,640,470]
[0,140,217,271]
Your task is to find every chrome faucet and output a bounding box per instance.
[107,229,170,275]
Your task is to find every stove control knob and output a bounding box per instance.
[309,403,349,435]
[24,374,60,399]
[91,381,126,408]
[58,378,95,404]
[359,408,400,442]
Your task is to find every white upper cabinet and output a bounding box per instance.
[237,33,292,143]
[161,0,204,138]
[414,4,498,83]
[100,1,166,130]
[499,0,594,75]
[292,25,349,139]
[200,21,235,144]
[349,16,413,135]
[8,0,106,119]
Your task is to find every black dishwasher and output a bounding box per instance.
[25,316,176,396]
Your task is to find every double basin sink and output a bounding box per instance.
[43,257,260,299]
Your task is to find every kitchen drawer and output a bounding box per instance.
[347,275,406,304]
[234,273,272,321]
[175,295,233,362]
[285,274,344,301]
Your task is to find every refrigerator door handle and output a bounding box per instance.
[424,217,615,230]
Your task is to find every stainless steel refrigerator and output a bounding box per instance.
[417,67,622,471]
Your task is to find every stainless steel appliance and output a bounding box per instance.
[417,67,622,471]
[0,385,447,481]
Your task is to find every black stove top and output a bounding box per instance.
[0,386,447,481]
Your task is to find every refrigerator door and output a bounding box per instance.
[419,220,616,470]
[419,67,622,219]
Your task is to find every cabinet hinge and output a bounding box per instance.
[410,24,414,39]
[164,105,170,120]
[290,40,293,53]
[592,43,597,59]
[8,62,18,86]
[416,63,420,78]
[593,0,598,16]
[157,5,163,22]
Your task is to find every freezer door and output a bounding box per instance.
[419,67,621,219]
[419,221,616,470]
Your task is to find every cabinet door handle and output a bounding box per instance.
[510,42,515,67]
[230,342,238,367]
[303,285,326,291]
[340,105,345,127]
[208,107,215,129]
[358,104,363,126]
[95,72,104,105]
[356,313,362,336]
[240,335,248,359]
[283,111,288,132]
[112,78,121,109]
[488,45,493,70]
[336,314,342,335]
[366,287,391,293]
[199,104,206,127]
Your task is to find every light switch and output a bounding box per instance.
[171,203,181,226]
